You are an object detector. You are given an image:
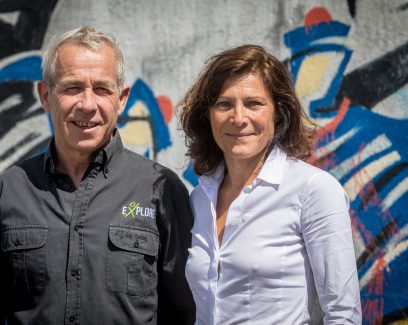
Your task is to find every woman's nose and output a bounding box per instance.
[230,104,246,126]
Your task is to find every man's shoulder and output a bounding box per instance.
[119,148,181,182]
[0,153,45,181]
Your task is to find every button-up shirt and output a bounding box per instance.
[0,130,195,325]
[185,146,361,324]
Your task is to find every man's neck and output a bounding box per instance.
[54,148,95,189]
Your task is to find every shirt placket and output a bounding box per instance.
[214,185,252,325]
[64,166,99,325]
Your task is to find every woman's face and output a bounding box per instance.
[209,73,276,165]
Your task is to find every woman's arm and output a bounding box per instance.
[301,171,362,324]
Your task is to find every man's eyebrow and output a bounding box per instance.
[58,80,82,87]
[56,80,118,90]
[54,80,82,91]
[93,80,117,89]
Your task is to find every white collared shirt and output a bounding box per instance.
[185,146,362,324]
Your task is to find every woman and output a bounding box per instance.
[178,45,361,324]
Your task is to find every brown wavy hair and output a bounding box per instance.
[178,44,316,176]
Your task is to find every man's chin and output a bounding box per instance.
[71,138,109,154]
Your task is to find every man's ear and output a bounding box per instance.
[37,81,51,112]
[118,85,131,115]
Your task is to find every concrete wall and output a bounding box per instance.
[1,0,407,323]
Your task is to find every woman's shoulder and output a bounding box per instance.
[286,158,344,192]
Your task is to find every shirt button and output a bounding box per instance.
[64,184,71,190]
[69,315,76,322]
[134,240,139,248]
[71,269,81,279]
[243,187,251,193]
[74,225,80,231]
[13,238,21,246]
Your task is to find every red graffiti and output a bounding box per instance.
[157,95,173,124]
[304,7,332,32]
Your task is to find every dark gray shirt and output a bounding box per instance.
[0,130,195,325]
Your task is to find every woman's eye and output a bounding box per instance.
[247,101,262,108]
[215,101,231,109]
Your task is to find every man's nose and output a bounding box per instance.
[77,88,98,112]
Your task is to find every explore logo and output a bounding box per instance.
[122,201,156,219]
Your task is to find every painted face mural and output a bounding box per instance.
[285,7,408,324]
[0,1,408,324]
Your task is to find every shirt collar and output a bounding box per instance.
[198,163,225,203]
[199,163,225,188]
[197,145,289,192]
[256,145,289,186]
[44,137,57,174]
[100,128,123,176]
[43,128,124,177]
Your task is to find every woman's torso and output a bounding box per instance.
[185,148,326,325]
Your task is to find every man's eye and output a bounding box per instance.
[94,87,112,95]
[63,86,81,94]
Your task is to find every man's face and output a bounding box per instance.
[38,43,130,158]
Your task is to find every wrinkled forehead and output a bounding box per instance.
[54,43,117,79]
[55,42,114,63]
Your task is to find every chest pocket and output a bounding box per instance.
[106,225,159,296]
[0,225,48,308]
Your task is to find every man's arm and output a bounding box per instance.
[0,179,6,324]
[0,258,5,324]
[0,250,5,324]
[156,171,195,325]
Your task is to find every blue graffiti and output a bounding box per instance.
[119,78,171,152]
[284,21,352,118]
[0,55,42,82]
[182,161,199,187]
[284,11,408,323]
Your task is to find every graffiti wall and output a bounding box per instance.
[1,0,407,323]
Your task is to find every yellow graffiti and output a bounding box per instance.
[120,101,153,146]
[390,320,408,325]
[295,54,330,98]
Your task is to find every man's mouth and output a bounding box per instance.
[73,121,97,129]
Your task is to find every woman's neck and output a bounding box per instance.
[223,152,267,190]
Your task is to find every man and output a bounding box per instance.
[0,26,195,325]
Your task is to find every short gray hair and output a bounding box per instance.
[42,26,125,90]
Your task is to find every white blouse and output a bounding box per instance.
[185,146,361,325]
